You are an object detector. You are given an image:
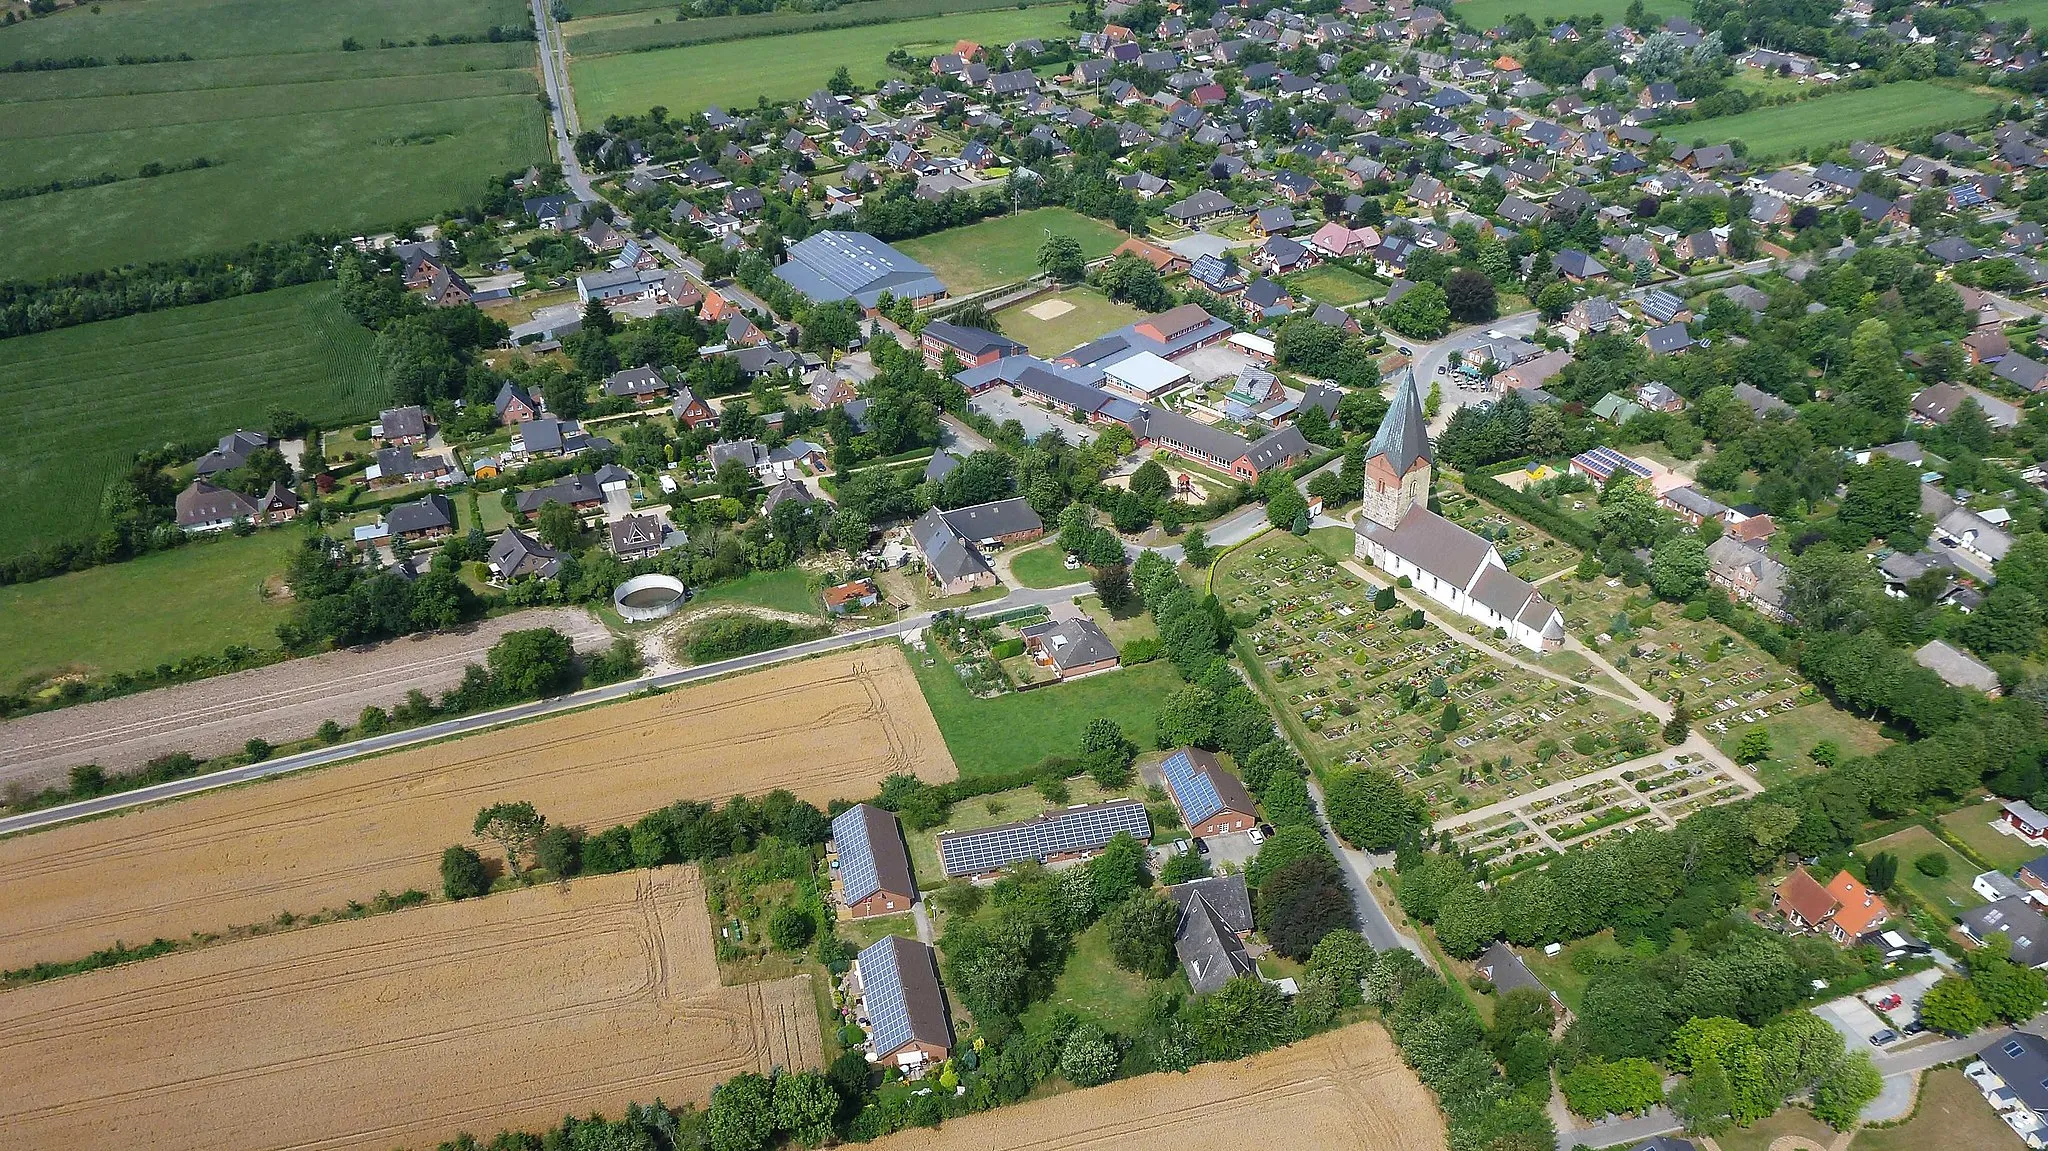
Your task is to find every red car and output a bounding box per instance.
[1872,993,1903,1012]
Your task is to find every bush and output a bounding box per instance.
[1914,851,1951,878]
[686,613,828,662]
[769,903,817,951]
[440,844,489,900]
[990,638,1025,659]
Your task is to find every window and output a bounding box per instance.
[2005,1041,2026,1060]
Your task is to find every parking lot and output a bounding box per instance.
[1812,967,1946,1051]
[970,387,1096,445]
[1175,343,1260,385]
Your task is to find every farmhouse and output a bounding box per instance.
[830,803,918,919]
[849,936,953,1073]
[908,498,1042,595]
[1018,615,1120,679]
[1354,372,1564,653]
[774,231,947,310]
[384,494,456,542]
[1159,747,1259,838]
[935,800,1153,878]
[174,479,298,533]
[1167,874,1257,994]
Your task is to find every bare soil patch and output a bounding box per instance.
[1027,298,1076,320]
[0,867,822,1151]
[0,607,615,790]
[0,647,953,971]
[871,1020,1445,1151]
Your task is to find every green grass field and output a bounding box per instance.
[571,7,1075,121]
[1021,918,1179,1035]
[1678,81,2001,158]
[563,0,1059,55]
[1855,1069,2012,1151]
[1451,0,1684,29]
[0,0,544,278]
[1284,263,1384,307]
[1715,699,1891,789]
[0,284,383,556]
[896,208,1128,295]
[992,286,1144,357]
[685,567,824,616]
[0,527,301,685]
[1857,825,1981,921]
[907,641,1181,776]
[1006,541,1077,589]
[1940,801,2045,872]
[1982,0,2048,24]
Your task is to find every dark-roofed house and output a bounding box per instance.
[487,527,564,582]
[607,513,668,560]
[516,473,604,517]
[1961,898,2048,969]
[378,405,431,445]
[603,365,671,405]
[1019,615,1120,679]
[512,417,598,458]
[911,509,995,595]
[1160,747,1260,838]
[831,803,918,918]
[1551,248,1608,281]
[1165,188,1235,225]
[494,381,539,425]
[1476,941,1565,1014]
[774,230,946,310]
[941,496,1044,547]
[1968,1033,2048,1139]
[850,935,953,1073]
[385,493,456,541]
[1707,535,1789,619]
[174,479,265,532]
[193,429,273,477]
[936,800,1152,878]
[921,320,1026,368]
[1168,874,1257,994]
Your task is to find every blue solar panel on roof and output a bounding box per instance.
[935,801,1152,876]
[832,805,882,906]
[1161,750,1225,825]
[858,937,915,1057]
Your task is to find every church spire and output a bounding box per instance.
[1365,368,1430,477]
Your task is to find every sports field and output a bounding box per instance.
[992,286,1145,356]
[570,7,1075,121]
[897,209,1128,295]
[0,867,822,1151]
[0,648,953,971]
[0,528,301,688]
[1678,81,2000,158]
[0,283,382,558]
[0,0,545,277]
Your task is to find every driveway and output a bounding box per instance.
[1813,996,1892,1049]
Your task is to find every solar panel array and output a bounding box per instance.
[1572,446,1652,481]
[1161,750,1225,826]
[937,801,1153,877]
[831,804,882,906]
[857,936,915,1057]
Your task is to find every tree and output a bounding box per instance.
[534,500,582,550]
[826,64,854,96]
[1081,717,1137,788]
[1919,975,1993,1034]
[1663,688,1691,744]
[1811,1051,1884,1130]
[473,801,545,877]
[1059,1023,1120,1085]
[1973,950,2048,1022]
[1258,854,1355,959]
[1158,684,1218,748]
[1595,475,1665,549]
[1093,562,1134,612]
[1267,482,1309,530]
[1837,457,1922,545]
[1324,768,1420,851]
[1039,233,1086,284]
[1445,268,1498,323]
[1181,525,1212,568]
[1864,850,1898,894]
[708,1071,776,1151]
[1649,535,1708,600]
[486,627,577,698]
[1735,727,1771,765]
[440,844,490,899]
[1441,697,1462,732]
[1561,1056,1665,1119]
[1190,975,1293,1060]
[1090,831,1149,908]
[1915,851,1951,878]
[769,903,816,951]
[1536,280,1575,320]
[1105,893,1180,978]
[771,1070,839,1148]
[536,825,583,877]
[1380,281,1451,339]
[1432,882,1501,957]
[1131,459,1172,503]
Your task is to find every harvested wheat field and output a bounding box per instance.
[0,647,951,971]
[0,867,820,1151]
[873,1022,1444,1151]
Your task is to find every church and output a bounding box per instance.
[1354,373,1566,654]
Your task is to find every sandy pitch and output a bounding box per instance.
[871,1021,1445,1151]
[1026,299,1076,320]
[0,647,954,972]
[0,867,822,1151]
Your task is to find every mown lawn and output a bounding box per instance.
[992,287,1145,358]
[1452,0,1685,28]
[686,567,823,617]
[1710,1105,1839,1151]
[1940,800,2046,872]
[571,7,1075,121]
[0,0,543,278]
[1285,264,1384,307]
[907,642,1182,776]
[897,208,1129,295]
[564,0,1060,55]
[1021,918,1181,1036]
[0,527,303,686]
[1678,81,2001,158]
[1856,1069,2012,1151]
[1857,825,1982,921]
[1715,698,1892,789]
[1007,541,1076,589]
[0,284,383,558]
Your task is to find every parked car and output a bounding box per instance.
[1871,993,1904,1012]
[1870,1029,1900,1047]
[1192,837,1209,856]
[1248,827,1265,845]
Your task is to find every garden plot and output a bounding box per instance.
[1219,538,1649,817]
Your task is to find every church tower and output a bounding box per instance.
[1358,368,1431,529]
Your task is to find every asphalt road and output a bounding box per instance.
[1305,774,1427,963]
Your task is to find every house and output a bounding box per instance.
[1475,941,1565,1015]
[1979,869,2031,904]
[1019,615,1121,679]
[849,936,953,1072]
[1642,323,1694,356]
[377,405,432,445]
[368,445,455,488]
[1564,295,1622,333]
[1638,381,1683,412]
[1165,188,1236,225]
[1160,747,1259,838]
[494,381,539,425]
[511,417,599,459]
[516,473,605,517]
[1994,353,2048,395]
[193,429,273,477]
[1706,535,1789,619]
[1773,868,1839,933]
[1590,393,1646,425]
[774,231,946,310]
[1914,639,2002,695]
[1732,381,1793,418]
[921,320,1025,368]
[935,799,1152,877]
[1661,485,1728,527]
[1167,875,1257,994]
[1308,221,1383,257]
[2003,799,2048,846]
[1354,373,1564,653]
[824,578,880,614]
[1824,871,1890,942]
[487,527,564,582]
[384,493,456,542]
[603,365,671,405]
[830,803,917,918]
[1111,236,1190,274]
[1961,899,2048,969]
[1967,1033,2048,1144]
[909,498,1043,596]
[174,479,296,532]
[671,387,716,429]
[1552,248,1608,282]
[606,513,668,560]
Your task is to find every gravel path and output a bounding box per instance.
[0,608,611,790]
